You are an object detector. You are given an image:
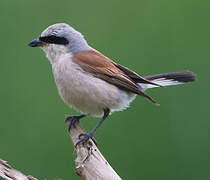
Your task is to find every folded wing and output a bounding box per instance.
[73,50,158,104]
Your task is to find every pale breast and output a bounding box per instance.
[51,55,136,116]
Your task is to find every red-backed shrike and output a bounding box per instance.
[29,23,196,145]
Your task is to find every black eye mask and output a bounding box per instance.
[39,35,69,45]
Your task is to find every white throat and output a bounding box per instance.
[42,44,69,64]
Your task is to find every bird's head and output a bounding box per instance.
[28,23,91,63]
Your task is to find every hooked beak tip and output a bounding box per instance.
[28,38,43,47]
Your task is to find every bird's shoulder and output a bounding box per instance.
[72,49,121,74]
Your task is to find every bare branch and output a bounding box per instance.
[66,121,122,180]
[0,159,37,180]
[0,120,122,180]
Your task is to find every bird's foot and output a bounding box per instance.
[65,115,86,132]
[76,133,97,146]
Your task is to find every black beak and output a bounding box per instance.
[28,38,44,47]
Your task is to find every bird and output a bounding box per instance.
[28,23,196,145]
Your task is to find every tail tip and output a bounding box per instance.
[184,70,197,81]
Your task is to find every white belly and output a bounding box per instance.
[52,55,136,117]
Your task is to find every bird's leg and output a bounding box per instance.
[76,108,110,146]
[65,114,86,132]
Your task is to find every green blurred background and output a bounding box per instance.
[0,0,209,179]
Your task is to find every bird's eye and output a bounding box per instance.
[39,35,69,45]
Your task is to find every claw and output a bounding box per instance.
[65,115,86,132]
[76,133,97,146]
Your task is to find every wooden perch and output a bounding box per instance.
[66,120,122,180]
[0,121,122,180]
[0,159,37,180]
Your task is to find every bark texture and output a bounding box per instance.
[66,120,122,180]
[0,159,37,180]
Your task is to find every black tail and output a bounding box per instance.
[138,70,196,92]
[144,71,196,83]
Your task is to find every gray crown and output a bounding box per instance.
[41,23,92,53]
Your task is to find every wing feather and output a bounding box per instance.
[113,63,161,86]
[73,50,157,104]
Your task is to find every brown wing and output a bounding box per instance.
[73,50,157,104]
